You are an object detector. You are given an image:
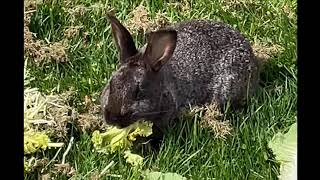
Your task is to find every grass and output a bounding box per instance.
[24,0,297,179]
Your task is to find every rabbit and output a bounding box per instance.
[100,14,260,134]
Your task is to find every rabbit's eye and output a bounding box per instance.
[134,88,139,98]
[135,82,147,100]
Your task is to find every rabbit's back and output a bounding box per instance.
[164,20,259,108]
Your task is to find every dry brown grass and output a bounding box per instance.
[25,157,49,174]
[282,3,296,20]
[88,165,121,179]
[35,162,76,179]
[24,87,77,139]
[40,173,51,180]
[53,163,76,177]
[24,0,43,12]
[64,4,87,21]
[24,86,104,177]
[125,5,149,33]
[89,171,101,180]
[221,0,256,11]
[252,41,284,62]
[24,32,69,65]
[64,4,87,24]
[181,104,233,140]
[76,95,106,133]
[124,5,171,34]
[24,0,36,50]
[167,0,191,12]
[153,11,171,30]
[64,26,83,39]
[24,81,103,176]
[24,2,69,65]
[64,2,113,23]
[24,87,106,140]
[200,104,232,139]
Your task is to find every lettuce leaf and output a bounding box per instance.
[91,120,153,154]
[268,122,297,180]
[124,150,144,167]
[144,171,186,180]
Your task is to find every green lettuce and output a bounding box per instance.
[91,120,153,154]
[144,171,186,180]
[268,122,297,180]
[124,150,144,167]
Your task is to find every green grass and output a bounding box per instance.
[25,0,297,179]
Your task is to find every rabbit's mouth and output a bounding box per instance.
[105,110,168,128]
[104,110,134,128]
[131,111,167,117]
[131,111,168,121]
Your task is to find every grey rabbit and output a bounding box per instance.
[101,14,260,133]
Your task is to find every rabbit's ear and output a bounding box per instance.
[143,30,177,72]
[107,13,138,64]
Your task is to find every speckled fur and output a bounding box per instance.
[165,20,259,108]
[101,18,259,131]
